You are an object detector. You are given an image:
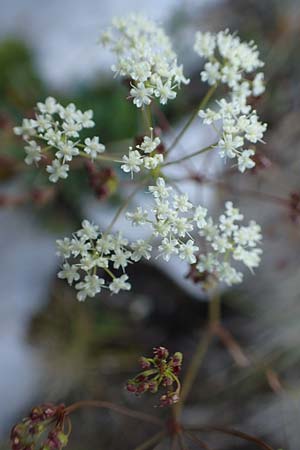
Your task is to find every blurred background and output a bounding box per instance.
[1,0,300,448]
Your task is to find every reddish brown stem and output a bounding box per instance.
[64,400,162,426]
[184,431,214,450]
[184,426,275,450]
[213,323,251,368]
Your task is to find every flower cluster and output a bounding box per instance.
[121,128,163,176]
[126,178,262,286]
[14,97,106,182]
[194,30,267,172]
[126,347,183,407]
[101,14,189,107]
[10,403,69,450]
[196,201,262,286]
[56,220,144,301]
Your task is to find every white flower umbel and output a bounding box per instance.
[125,178,262,287]
[195,29,267,173]
[56,220,153,300]
[57,179,262,296]
[14,97,106,182]
[101,14,189,107]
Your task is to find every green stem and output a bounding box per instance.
[143,105,153,132]
[103,267,116,279]
[105,176,150,234]
[209,291,221,327]
[162,143,216,167]
[167,85,217,154]
[79,151,123,164]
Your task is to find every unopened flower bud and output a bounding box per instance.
[153,346,169,360]
[139,357,151,370]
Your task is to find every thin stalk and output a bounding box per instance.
[64,400,162,426]
[167,85,217,154]
[143,105,153,132]
[173,329,213,418]
[208,291,221,328]
[184,426,275,450]
[163,144,216,167]
[173,291,220,418]
[79,151,123,164]
[214,324,250,367]
[177,432,189,450]
[184,431,214,450]
[133,431,166,450]
[105,177,149,234]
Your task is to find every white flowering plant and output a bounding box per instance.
[10,13,276,450]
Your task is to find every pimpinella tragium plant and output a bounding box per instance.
[11,12,277,450]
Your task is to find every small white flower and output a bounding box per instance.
[76,109,95,128]
[110,249,131,269]
[37,97,58,115]
[24,141,42,165]
[76,275,105,301]
[46,159,69,183]
[62,119,82,138]
[149,177,171,199]
[194,206,208,229]
[225,201,243,221]
[70,237,91,258]
[218,134,244,159]
[179,240,199,264]
[143,154,163,170]
[252,72,265,97]
[238,149,255,172]
[126,207,148,226]
[56,237,72,258]
[84,137,105,159]
[244,114,267,143]
[154,79,176,104]
[58,263,80,285]
[56,140,79,162]
[121,149,143,176]
[158,238,179,261]
[130,82,153,108]
[194,31,216,57]
[14,118,37,138]
[201,62,221,86]
[173,194,193,212]
[138,133,161,154]
[172,217,193,237]
[198,108,221,125]
[131,240,152,261]
[109,274,131,293]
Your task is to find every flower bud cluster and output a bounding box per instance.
[194,30,267,172]
[121,128,163,176]
[126,347,183,407]
[126,178,262,286]
[10,403,68,450]
[101,14,189,108]
[14,97,105,182]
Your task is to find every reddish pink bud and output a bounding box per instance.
[137,382,149,394]
[126,382,137,393]
[139,357,151,370]
[153,347,169,360]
